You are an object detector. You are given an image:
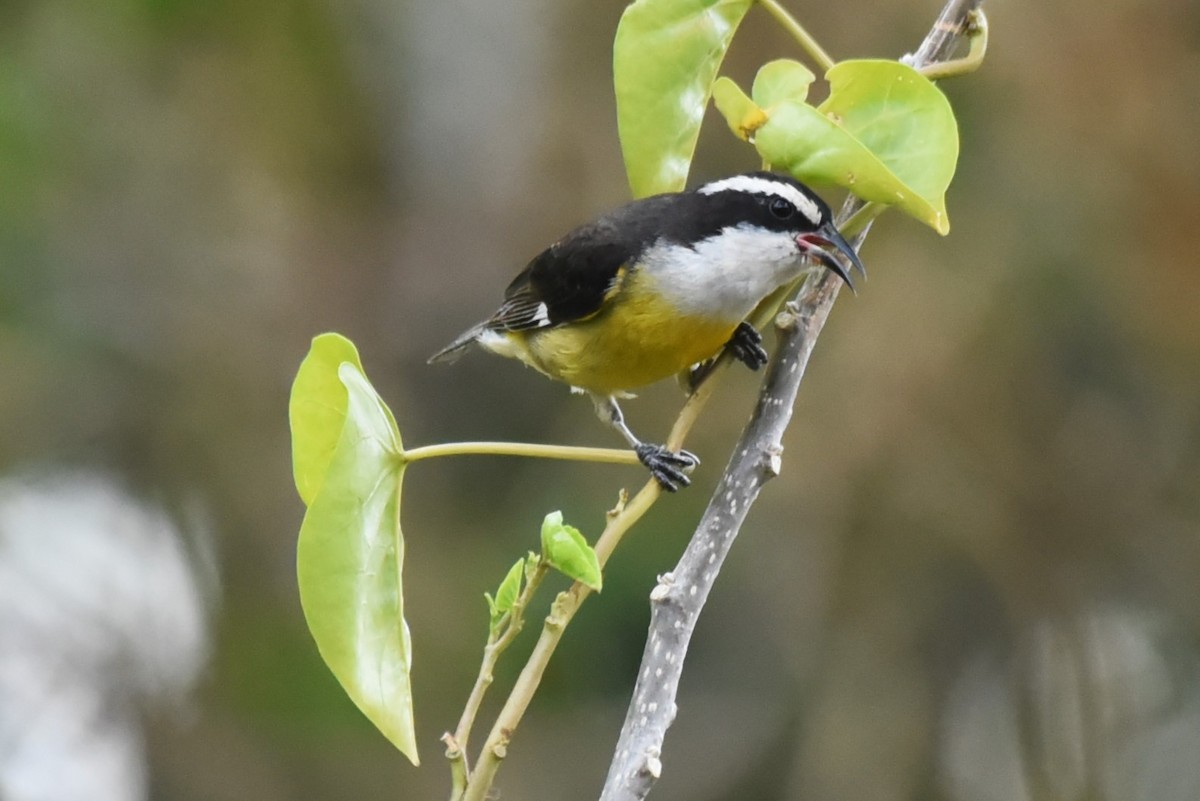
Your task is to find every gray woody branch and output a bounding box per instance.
[598,2,985,799]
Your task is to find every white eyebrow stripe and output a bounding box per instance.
[698,175,822,226]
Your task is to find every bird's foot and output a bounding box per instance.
[728,322,768,371]
[683,323,769,393]
[635,443,699,492]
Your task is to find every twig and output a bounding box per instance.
[598,2,985,799]
[447,560,550,801]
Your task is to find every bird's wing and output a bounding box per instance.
[487,222,635,331]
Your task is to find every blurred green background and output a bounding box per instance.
[2,0,1199,799]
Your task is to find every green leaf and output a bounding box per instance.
[712,77,765,142]
[751,59,958,234]
[539,511,602,592]
[487,558,526,630]
[291,337,418,765]
[753,102,929,222]
[714,59,815,144]
[614,0,754,197]
[290,333,366,506]
[818,59,958,233]
[751,58,815,107]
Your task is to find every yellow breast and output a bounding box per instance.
[507,273,740,394]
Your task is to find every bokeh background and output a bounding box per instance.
[3,0,1199,799]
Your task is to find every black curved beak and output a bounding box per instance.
[797,222,867,293]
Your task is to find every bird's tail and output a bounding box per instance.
[427,323,487,364]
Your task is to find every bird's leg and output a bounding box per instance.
[726,321,769,371]
[590,394,699,492]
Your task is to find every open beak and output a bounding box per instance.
[797,222,867,293]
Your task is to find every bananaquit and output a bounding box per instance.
[429,171,865,491]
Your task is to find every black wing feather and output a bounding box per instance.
[487,197,674,331]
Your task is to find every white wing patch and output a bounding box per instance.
[698,175,822,226]
[531,302,550,327]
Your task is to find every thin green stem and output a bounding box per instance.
[757,0,835,72]
[403,441,640,466]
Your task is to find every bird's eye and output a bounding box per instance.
[769,197,794,219]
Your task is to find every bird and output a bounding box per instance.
[428,171,865,491]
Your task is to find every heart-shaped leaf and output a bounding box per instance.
[818,59,958,233]
[755,100,953,232]
[714,59,959,234]
[615,0,754,197]
[291,334,418,765]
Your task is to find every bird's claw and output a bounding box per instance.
[635,443,699,492]
[728,322,768,371]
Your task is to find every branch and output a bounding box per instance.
[598,2,985,799]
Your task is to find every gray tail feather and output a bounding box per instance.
[427,323,486,364]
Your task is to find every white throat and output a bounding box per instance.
[640,224,807,320]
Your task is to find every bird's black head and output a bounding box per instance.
[691,171,831,235]
[667,171,865,289]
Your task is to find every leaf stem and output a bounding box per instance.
[756,0,835,73]
[403,441,641,466]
